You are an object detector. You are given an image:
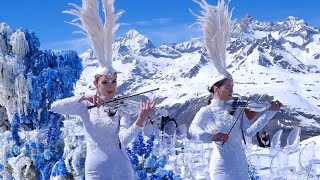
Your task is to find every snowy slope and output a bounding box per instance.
[74,16,320,141]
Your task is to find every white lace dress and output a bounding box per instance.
[189,99,276,180]
[51,96,142,180]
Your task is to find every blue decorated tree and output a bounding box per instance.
[0,22,82,180]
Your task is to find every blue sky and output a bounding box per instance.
[1,0,319,53]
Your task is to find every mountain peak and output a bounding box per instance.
[242,14,255,22]
[125,29,141,37]
[232,15,274,36]
[283,16,306,27]
[114,29,155,54]
[174,40,202,53]
[286,16,302,21]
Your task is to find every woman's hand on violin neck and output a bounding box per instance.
[79,95,105,108]
[212,133,229,142]
[268,100,282,111]
[136,100,156,127]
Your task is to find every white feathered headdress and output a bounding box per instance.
[63,0,123,77]
[192,0,232,88]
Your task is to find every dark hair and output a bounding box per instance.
[208,78,229,105]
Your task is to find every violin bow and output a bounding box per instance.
[87,88,159,109]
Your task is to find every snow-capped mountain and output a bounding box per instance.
[75,16,320,144]
[113,29,155,55]
[230,15,320,71]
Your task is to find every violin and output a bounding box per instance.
[228,93,286,113]
[87,88,159,110]
[102,99,142,117]
[86,88,159,118]
[222,93,284,146]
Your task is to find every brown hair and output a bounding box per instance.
[208,78,229,104]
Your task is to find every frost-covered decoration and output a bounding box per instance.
[127,131,182,180]
[0,22,82,180]
[0,131,15,179]
[0,106,10,133]
[50,158,71,180]
[70,143,86,178]
[57,118,86,180]
[0,163,14,180]
[0,57,29,123]
[248,164,260,180]
[8,155,36,180]
[15,75,29,114]
[61,121,77,173]
[0,24,33,123]
[60,120,85,179]
[0,23,13,55]
[1,114,66,179]
[10,29,29,59]
[0,132,16,163]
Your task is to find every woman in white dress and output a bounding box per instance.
[189,77,281,180]
[51,73,154,179]
[189,0,282,179]
[52,0,155,179]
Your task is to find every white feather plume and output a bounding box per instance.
[63,0,123,69]
[192,0,232,75]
